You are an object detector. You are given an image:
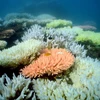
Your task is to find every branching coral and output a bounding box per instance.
[17,25,87,57]
[33,78,86,100]
[0,74,36,100]
[21,48,75,78]
[46,27,87,57]
[0,39,43,68]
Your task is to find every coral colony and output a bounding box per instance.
[0,13,100,100]
[21,48,75,78]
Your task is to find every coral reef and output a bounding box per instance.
[1,13,56,47]
[21,24,44,42]
[0,74,36,100]
[0,39,43,68]
[3,13,56,27]
[33,57,100,100]
[3,13,35,26]
[18,25,87,57]
[0,13,100,100]
[21,48,75,78]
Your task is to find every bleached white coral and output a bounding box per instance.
[4,13,34,20]
[66,42,87,57]
[3,13,35,26]
[19,25,87,57]
[33,78,86,100]
[44,27,76,48]
[45,27,87,57]
[33,57,100,100]
[0,74,36,100]
[0,39,43,68]
[21,24,45,41]
[70,57,100,92]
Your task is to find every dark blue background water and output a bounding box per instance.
[0,0,100,29]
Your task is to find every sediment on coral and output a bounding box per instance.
[21,24,45,42]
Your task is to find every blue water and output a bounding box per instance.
[0,0,100,29]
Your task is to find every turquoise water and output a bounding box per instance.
[0,0,100,30]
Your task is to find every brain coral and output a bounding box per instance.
[21,48,75,78]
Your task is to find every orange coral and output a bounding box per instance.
[20,48,75,78]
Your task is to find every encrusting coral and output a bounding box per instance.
[21,48,75,78]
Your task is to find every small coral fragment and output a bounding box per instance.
[21,48,75,78]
